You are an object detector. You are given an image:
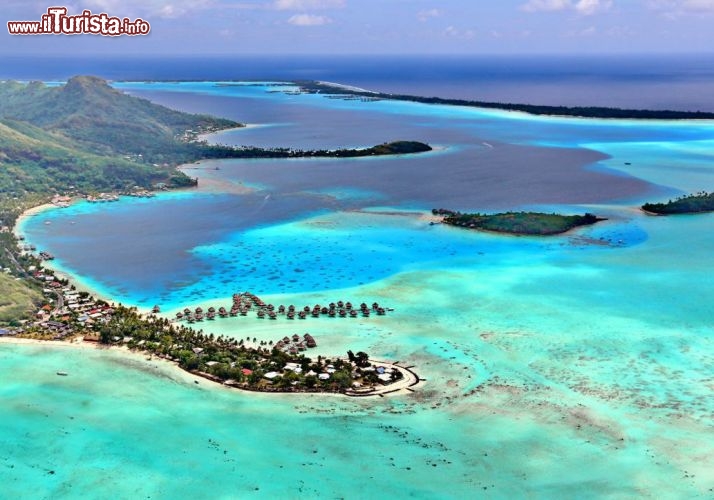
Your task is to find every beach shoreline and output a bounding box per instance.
[13,202,57,239]
[0,335,420,398]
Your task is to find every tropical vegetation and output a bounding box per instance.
[642,191,714,215]
[435,209,603,235]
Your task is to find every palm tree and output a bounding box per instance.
[355,351,370,368]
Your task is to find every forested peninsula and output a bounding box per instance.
[297,81,714,120]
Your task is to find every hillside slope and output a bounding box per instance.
[0,76,240,164]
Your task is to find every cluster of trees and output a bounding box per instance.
[642,191,714,215]
[97,305,364,392]
[441,211,603,235]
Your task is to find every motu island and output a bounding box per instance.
[433,209,605,235]
[642,191,714,215]
[297,80,714,120]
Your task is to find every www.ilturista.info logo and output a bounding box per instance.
[8,7,150,36]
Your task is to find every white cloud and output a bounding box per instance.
[521,0,572,12]
[274,0,345,10]
[444,26,476,40]
[521,0,612,15]
[417,8,441,22]
[682,0,714,10]
[648,0,714,15]
[575,0,611,14]
[287,13,332,25]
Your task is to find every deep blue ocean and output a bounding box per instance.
[3,53,714,110]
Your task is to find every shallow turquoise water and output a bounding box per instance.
[8,82,714,497]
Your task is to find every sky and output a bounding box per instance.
[3,0,714,55]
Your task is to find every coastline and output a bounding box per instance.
[13,197,141,309]
[13,202,57,240]
[0,336,211,388]
[10,198,421,398]
[0,336,421,398]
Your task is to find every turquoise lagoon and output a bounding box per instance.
[6,83,714,498]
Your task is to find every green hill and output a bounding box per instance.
[0,76,240,165]
[0,76,245,196]
[0,118,188,195]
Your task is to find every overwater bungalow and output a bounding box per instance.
[339,309,347,317]
[176,312,184,320]
[278,305,286,314]
[298,311,307,319]
[257,310,265,319]
[218,307,228,317]
[152,305,161,314]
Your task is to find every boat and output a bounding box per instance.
[56,371,68,376]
